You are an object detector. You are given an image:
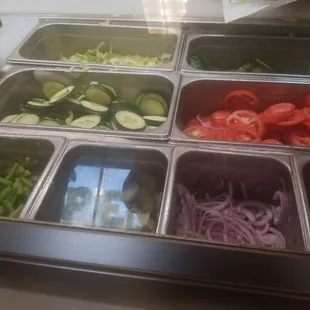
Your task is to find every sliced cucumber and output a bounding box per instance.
[100,84,117,100]
[113,111,146,131]
[90,81,99,85]
[139,99,166,117]
[139,93,168,113]
[1,114,18,123]
[122,180,139,203]
[26,100,52,108]
[43,81,66,99]
[39,118,61,126]
[65,111,74,126]
[110,119,119,130]
[135,92,147,105]
[16,113,40,125]
[110,101,140,115]
[143,116,167,126]
[32,98,49,103]
[70,114,101,129]
[10,115,21,124]
[81,100,109,114]
[67,98,82,105]
[49,86,75,105]
[84,84,113,106]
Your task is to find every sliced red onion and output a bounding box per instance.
[273,190,288,225]
[196,114,224,130]
[176,181,288,250]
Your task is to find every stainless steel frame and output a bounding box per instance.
[1,18,310,298]
[8,20,184,72]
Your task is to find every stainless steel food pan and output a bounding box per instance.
[159,146,309,252]
[182,34,310,77]
[0,133,66,220]
[24,139,173,236]
[8,21,183,72]
[0,66,179,140]
[171,74,310,150]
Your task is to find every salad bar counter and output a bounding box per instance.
[2,18,310,304]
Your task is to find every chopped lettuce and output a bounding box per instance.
[61,43,171,67]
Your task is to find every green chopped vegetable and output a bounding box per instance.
[61,43,171,67]
[0,155,39,218]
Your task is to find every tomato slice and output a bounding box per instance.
[223,90,260,111]
[183,125,208,138]
[225,124,261,143]
[287,128,310,146]
[302,107,310,121]
[211,111,230,127]
[261,139,283,145]
[261,103,295,124]
[304,94,310,108]
[185,115,211,127]
[276,109,305,127]
[226,110,264,136]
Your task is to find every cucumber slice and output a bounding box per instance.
[42,81,66,99]
[122,180,139,203]
[143,116,167,126]
[110,101,140,115]
[100,84,117,100]
[70,114,101,128]
[84,85,113,106]
[67,98,82,105]
[39,118,61,126]
[81,100,109,114]
[16,113,40,125]
[110,119,119,130]
[10,115,21,124]
[1,114,18,123]
[49,86,75,105]
[139,93,168,113]
[90,81,99,85]
[32,98,49,103]
[113,111,146,131]
[139,99,166,117]
[135,92,147,105]
[65,111,74,126]
[26,100,52,107]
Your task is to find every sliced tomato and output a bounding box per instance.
[199,128,226,141]
[302,107,310,121]
[261,139,283,145]
[304,94,310,108]
[287,128,310,146]
[183,125,208,139]
[276,109,305,127]
[261,103,295,124]
[185,118,200,127]
[225,124,261,143]
[211,111,230,127]
[226,110,264,136]
[223,90,260,111]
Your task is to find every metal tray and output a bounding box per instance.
[159,146,309,251]
[0,66,179,141]
[171,74,310,149]
[182,34,310,77]
[23,139,173,235]
[0,133,66,220]
[8,21,183,72]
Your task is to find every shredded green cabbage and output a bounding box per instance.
[61,43,171,67]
